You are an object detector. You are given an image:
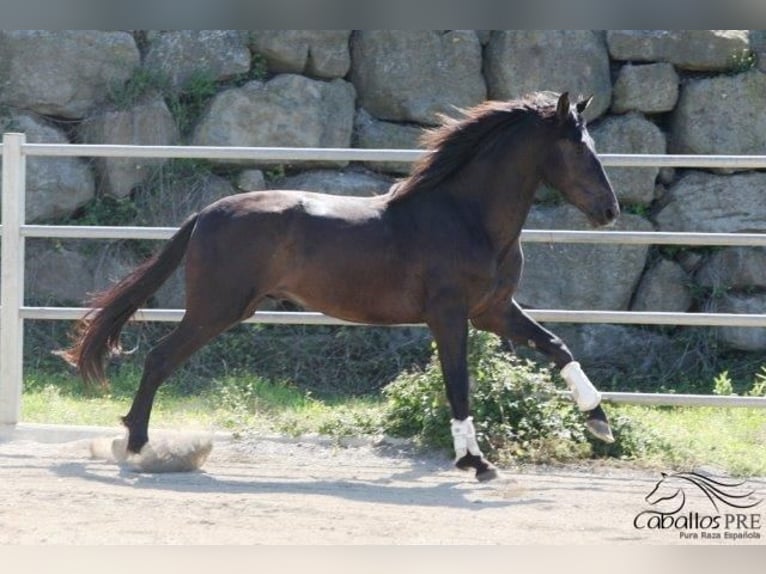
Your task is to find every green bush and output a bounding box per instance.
[382,329,678,465]
[383,330,592,464]
[586,410,673,460]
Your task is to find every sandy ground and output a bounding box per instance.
[1,423,764,545]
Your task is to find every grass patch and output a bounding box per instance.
[21,367,386,440]
[609,404,766,477]
[21,326,766,477]
[204,371,385,438]
[22,369,766,477]
[22,369,223,431]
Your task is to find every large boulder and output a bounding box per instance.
[249,30,351,78]
[655,172,766,233]
[0,112,95,222]
[349,30,485,125]
[78,96,180,198]
[25,244,93,305]
[138,171,237,228]
[517,205,652,311]
[606,30,751,71]
[551,324,675,374]
[69,168,237,308]
[670,69,766,161]
[710,293,766,351]
[631,258,693,312]
[611,63,679,114]
[484,30,612,120]
[270,168,393,197]
[0,30,139,119]
[695,247,766,290]
[26,242,136,306]
[235,170,267,192]
[353,108,423,175]
[191,74,356,167]
[751,29,766,72]
[144,30,251,90]
[591,112,667,205]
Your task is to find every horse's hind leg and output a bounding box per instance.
[122,313,238,453]
[122,275,263,454]
[471,299,614,443]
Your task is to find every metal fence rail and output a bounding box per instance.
[16,307,766,328]
[16,141,766,169]
[2,133,766,425]
[12,224,766,247]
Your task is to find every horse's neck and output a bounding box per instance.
[452,155,540,252]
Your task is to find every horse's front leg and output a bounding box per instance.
[425,298,499,482]
[471,298,614,443]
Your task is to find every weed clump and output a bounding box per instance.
[382,329,663,465]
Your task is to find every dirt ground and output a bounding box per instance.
[1,423,764,545]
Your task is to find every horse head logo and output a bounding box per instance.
[645,471,762,514]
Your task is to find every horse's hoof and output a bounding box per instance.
[476,467,500,482]
[586,418,615,443]
[455,453,481,472]
[455,453,500,481]
[127,438,149,455]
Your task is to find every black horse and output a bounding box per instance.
[60,91,620,481]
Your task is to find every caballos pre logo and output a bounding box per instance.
[633,471,763,541]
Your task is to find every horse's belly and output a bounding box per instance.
[277,262,424,325]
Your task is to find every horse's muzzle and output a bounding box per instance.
[588,202,620,228]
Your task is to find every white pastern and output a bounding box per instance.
[450,416,483,459]
[561,361,601,411]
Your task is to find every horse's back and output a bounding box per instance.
[187,189,426,324]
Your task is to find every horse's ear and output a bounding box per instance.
[576,95,594,115]
[556,92,571,122]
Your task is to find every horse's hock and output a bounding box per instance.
[3,29,764,366]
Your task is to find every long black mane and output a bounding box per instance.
[390,92,560,202]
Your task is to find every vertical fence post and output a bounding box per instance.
[1,133,26,425]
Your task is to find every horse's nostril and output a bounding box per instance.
[605,206,618,221]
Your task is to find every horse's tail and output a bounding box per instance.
[58,213,200,386]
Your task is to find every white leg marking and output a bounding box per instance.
[450,416,483,459]
[561,361,601,411]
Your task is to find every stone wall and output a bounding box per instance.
[1,30,764,369]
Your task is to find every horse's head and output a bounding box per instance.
[540,92,620,227]
[645,471,762,514]
[645,472,684,509]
